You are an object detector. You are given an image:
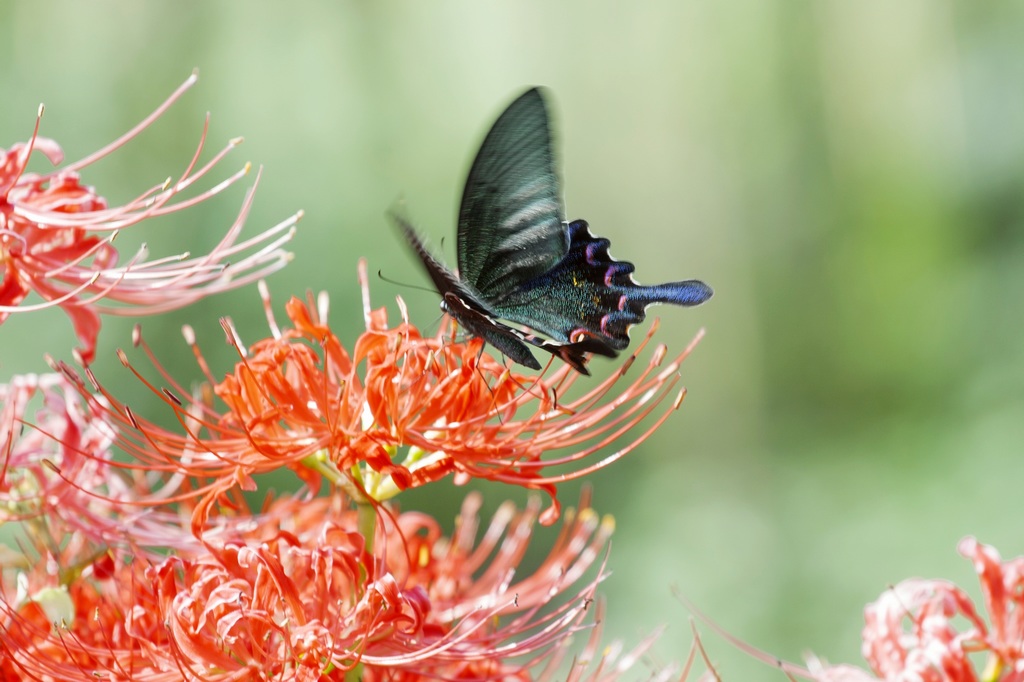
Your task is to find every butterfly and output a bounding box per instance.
[395,88,712,375]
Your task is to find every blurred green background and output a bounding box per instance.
[2,1,1023,677]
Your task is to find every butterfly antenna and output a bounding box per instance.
[376,268,438,295]
[420,310,448,341]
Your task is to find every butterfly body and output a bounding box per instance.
[397,88,712,375]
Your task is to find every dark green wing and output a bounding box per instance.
[457,88,568,300]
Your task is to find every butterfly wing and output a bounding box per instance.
[393,213,544,370]
[489,220,714,350]
[457,88,569,299]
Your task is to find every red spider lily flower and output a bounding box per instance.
[803,538,1024,681]
[51,258,703,530]
[686,532,1024,682]
[0,487,621,680]
[0,71,301,363]
[1,373,692,679]
[0,372,116,522]
[0,372,202,553]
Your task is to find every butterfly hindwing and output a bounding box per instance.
[489,220,714,350]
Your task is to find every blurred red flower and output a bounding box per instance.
[0,72,300,363]
[810,538,1024,681]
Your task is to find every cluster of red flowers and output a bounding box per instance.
[0,76,712,680]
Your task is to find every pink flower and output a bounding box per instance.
[0,372,202,554]
[0,71,301,363]
[810,537,1024,681]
